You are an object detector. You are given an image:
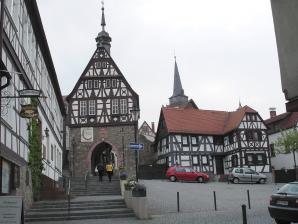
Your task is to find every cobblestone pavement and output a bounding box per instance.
[29,180,297,224]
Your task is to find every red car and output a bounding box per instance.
[166,166,209,183]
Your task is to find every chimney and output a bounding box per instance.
[269,107,276,118]
[151,122,155,133]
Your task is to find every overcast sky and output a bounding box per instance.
[37,0,285,126]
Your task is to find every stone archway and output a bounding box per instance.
[86,140,120,175]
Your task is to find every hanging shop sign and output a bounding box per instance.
[20,104,38,118]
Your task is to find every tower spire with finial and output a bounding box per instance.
[101,1,106,31]
[96,0,112,53]
[169,57,188,107]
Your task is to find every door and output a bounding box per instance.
[184,167,195,181]
[215,156,224,175]
[243,168,257,182]
[175,167,186,181]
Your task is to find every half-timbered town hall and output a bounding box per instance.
[66,6,139,177]
[154,60,271,178]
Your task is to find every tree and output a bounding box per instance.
[276,129,298,169]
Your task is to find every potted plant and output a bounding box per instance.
[119,170,128,180]
[123,176,137,208]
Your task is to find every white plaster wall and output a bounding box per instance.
[268,128,298,170]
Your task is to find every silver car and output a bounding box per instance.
[228,168,267,184]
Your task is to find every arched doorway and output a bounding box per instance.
[90,142,116,175]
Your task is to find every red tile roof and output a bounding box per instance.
[265,112,298,130]
[162,105,257,135]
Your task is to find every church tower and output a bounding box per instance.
[169,59,189,106]
[66,4,139,177]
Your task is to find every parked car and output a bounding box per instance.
[166,166,209,183]
[268,182,298,224]
[228,168,267,184]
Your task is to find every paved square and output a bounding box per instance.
[28,180,295,224]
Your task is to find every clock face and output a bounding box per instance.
[81,127,94,142]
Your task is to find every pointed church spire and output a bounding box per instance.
[169,58,188,106]
[101,2,106,31]
[96,1,112,54]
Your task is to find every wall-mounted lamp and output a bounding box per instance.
[44,127,49,138]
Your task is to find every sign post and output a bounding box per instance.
[128,143,144,182]
[128,143,144,150]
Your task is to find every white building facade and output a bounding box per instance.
[265,111,298,170]
[0,0,65,207]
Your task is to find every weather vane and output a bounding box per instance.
[174,49,176,61]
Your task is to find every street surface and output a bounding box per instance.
[28,180,297,224]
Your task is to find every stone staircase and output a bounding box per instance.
[25,199,135,222]
[25,176,135,222]
[70,176,121,197]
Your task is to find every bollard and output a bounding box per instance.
[247,190,251,209]
[213,191,217,211]
[177,192,180,212]
[242,204,247,224]
[250,174,253,185]
[67,194,70,218]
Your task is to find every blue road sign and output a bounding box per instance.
[128,143,144,150]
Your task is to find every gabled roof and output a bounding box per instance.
[265,112,298,130]
[161,105,257,135]
[139,121,156,142]
[66,47,138,102]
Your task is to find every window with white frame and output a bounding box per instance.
[94,80,99,88]
[112,99,119,114]
[51,145,54,161]
[192,156,199,165]
[105,79,111,88]
[120,99,127,114]
[201,155,208,165]
[89,100,96,115]
[87,80,93,89]
[112,79,117,88]
[80,101,87,116]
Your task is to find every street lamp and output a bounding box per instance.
[130,106,140,182]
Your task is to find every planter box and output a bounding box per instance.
[124,190,132,209]
[132,196,149,219]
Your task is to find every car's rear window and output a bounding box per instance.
[277,183,298,195]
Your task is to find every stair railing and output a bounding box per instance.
[84,171,89,190]
[67,178,71,218]
[42,158,64,191]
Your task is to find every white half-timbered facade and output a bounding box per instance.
[67,47,138,127]
[66,5,139,177]
[155,106,271,176]
[0,0,65,207]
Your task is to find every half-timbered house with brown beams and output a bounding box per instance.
[66,6,139,177]
[154,60,271,179]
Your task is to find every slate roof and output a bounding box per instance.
[162,105,257,135]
